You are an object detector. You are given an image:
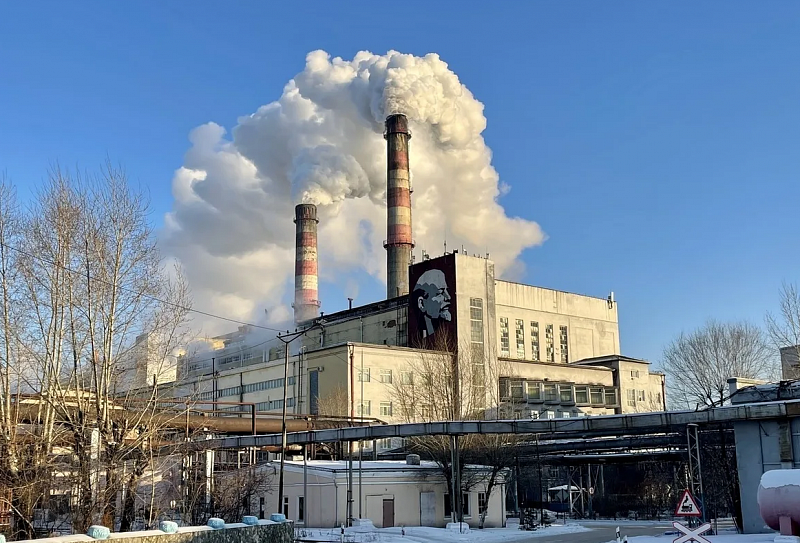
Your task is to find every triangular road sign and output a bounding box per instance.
[675,489,702,517]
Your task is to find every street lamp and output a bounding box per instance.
[275,320,323,515]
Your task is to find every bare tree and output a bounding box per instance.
[766,282,800,379]
[662,320,776,409]
[0,163,193,537]
[390,334,519,526]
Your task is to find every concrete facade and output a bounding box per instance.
[259,459,506,529]
[171,253,664,426]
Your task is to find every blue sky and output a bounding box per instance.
[1,1,799,365]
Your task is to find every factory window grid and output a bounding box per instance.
[478,493,487,516]
[559,384,574,403]
[544,410,555,420]
[575,386,589,404]
[530,321,540,361]
[559,325,569,363]
[545,325,555,362]
[400,371,414,385]
[499,317,510,357]
[358,368,370,382]
[526,381,542,401]
[560,411,571,418]
[515,319,525,358]
[470,298,484,344]
[605,388,618,407]
[627,389,636,406]
[380,402,393,417]
[379,369,393,384]
[510,380,524,401]
[357,400,371,416]
[630,370,640,379]
[543,383,558,402]
[298,496,305,523]
[636,389,646,402]
[282,496,289,518]
[589,387,604,405]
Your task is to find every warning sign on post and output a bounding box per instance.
[675,489,702,517]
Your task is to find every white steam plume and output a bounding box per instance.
[162,50,545,333]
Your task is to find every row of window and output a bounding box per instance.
[356,400,393,417]
[499,319,569,363]
[357,368,414,385]
[499,378,618,407]
[626,389,662,406]
[217,397,296,412]
[197,376,296,400]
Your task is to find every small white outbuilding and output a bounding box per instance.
[254,457,507,529]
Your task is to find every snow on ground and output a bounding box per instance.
[295,523,591,543]
[607,535,776,543]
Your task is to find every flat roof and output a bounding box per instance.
[495,279,612,303]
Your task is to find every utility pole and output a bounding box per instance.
[276,321,324,516]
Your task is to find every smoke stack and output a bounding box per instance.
[293,204,320,324]
[384,114,414,299]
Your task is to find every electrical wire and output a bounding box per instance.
[0,239,287,334]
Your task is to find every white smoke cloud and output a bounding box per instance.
[162,50,545,333]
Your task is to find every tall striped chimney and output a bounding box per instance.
[384,114,414,299]
[293,203,320,323]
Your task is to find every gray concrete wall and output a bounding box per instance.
[13,522,293,543]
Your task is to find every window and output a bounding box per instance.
[515,319,525,358]
[420,404,432,420]
[401,371,414,385]
[499,378,510,401]
[559,326,569,363]
[655,392,662,405]
[560,411,571,418]
[605,388,618,406]
[630,370,640,379]
[559,385,574,403]
[380,369,393,384]
[545,325,555,362]
[470,298,484,344]
[380,402,393,416]
[510,380,524,401]
[259,497,265,520]
[500,317,510,356]
[530,411,540,419]
[545,410,555,419]
[378,438,392,450]
[282,496,289,517]
[590,387,604,405]
[358,368,370,382]
[544,383,558,402]
[444,493,471,518]
[478,492,487,515]
[627,389,636,406]
[298,496,305,523]
[530,321,540,361]
[575,386,589,404]
[526,382,542,401]
[637,389,646,402]
[357,401,371,416]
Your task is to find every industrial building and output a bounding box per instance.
[166,113,665,448]
[254,457,507,528]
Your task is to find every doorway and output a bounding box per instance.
[382,499,395,528]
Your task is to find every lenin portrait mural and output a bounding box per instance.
[408,253,457,350]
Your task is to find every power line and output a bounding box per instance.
[0,240,287,334]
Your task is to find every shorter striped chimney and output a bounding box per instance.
[293,204,320,324]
